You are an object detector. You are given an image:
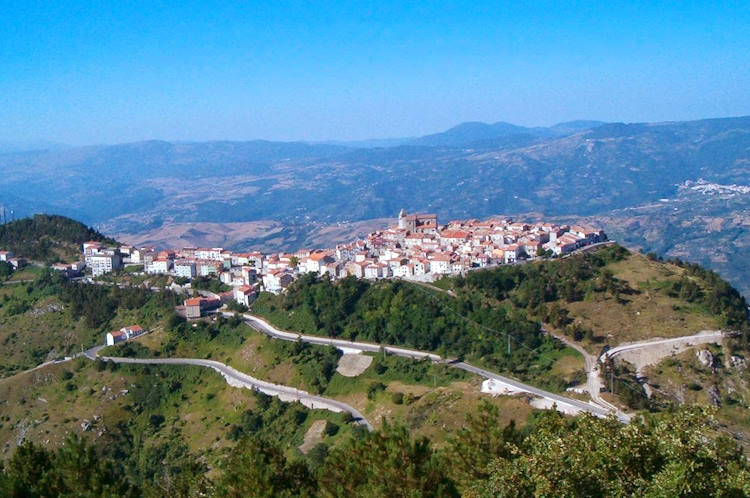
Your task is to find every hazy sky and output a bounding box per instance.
[1,1,749,145]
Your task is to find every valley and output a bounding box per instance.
[2,116,749,298]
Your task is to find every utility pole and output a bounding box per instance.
[507,334,511,355]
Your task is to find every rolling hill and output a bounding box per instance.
[1,115,749,295]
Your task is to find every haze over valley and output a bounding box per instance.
[2,115,749,295]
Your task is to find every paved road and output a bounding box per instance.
[86,346,372,430]
[601,330,726,362]
[240,313,628,421]
[239,314,441,361]
[453,361,624,421]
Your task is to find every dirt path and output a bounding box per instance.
[544,326,617,414]
[602,330,725,374]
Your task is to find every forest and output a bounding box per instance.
[252,273,565,389]
[0,214,115,262]
[1,403,747,497]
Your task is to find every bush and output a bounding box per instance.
[324,421,339,436]
[367,382,386,400]
[391,392,405,405]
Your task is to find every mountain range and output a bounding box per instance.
[1,115,749,295]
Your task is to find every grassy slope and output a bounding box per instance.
[120,322,534,440]
[641,343,750,445]
[0,357,358,472]
[0,281,174,377]
[555,252,724,350]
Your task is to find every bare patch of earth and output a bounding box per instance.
[615,333,724,374]
[299,419,327,454]
[336,354,373,377]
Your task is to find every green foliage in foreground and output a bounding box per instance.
[2,405,748,497]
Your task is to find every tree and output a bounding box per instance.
[317,421,458,497]
[218,435,316,498]
[446,401,521,484]
[468,408,750,497]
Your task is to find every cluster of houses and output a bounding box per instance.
[0,250,27,270]
[105,325,145,346]
[78,210,604,318]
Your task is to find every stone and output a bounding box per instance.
[696,349,715,370]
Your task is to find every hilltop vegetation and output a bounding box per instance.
[451,246,748,341]
[0,214,115,262]
[252,274,576,391]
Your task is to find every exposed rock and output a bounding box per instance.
[730,356,747,370]
[696,349,716,372]
[80,420,90,431]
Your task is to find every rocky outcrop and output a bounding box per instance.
[696,349,717,373]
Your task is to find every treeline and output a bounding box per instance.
[60,282,180,329]
[252,274,563,388]
[0,214,115,262]
[453,245,631,308]
[2,405,747,497]
[665,258,749,329]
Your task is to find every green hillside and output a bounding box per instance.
[2,238,750,495]
[0,214,115,263]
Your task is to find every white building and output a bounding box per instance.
[106,330,127,346]
[146,258,171,274]
[194,248,224,261]
[88,252,123,277]
[429,255,451,274]
[174,260,196,279]
[106,325,144,346]
[263,270,294,294]
[307,252,334,274]
[233,285,256,307]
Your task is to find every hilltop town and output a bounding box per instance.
[72,211,605,313]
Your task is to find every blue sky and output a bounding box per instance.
[1,1,749,145]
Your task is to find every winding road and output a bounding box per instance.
[239,313,626,422]
[83,345,373,430]
[601,330,726,362]
[543,328,621,415]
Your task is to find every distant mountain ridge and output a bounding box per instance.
[0,115,748,294]
[406,119,606,147]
